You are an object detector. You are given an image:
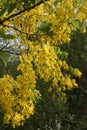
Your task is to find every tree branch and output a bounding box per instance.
[79,86,87,96]
[63,118,77,125]
[0,49,20,55]
[0,0,49,24]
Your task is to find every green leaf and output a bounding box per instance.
[0,52,9,65]
[30,0,35,4]
[54,0,62,5]
[70,20,81,30]
[24,1,31,9]
[0,8,7,16]
[8,2,17,15]
[36,22,54,37]
[0,29,5,37]
[4,34,15,39]
[0,0,10,16]
[0,29,15,39]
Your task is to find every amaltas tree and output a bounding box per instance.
[0,0,87,128]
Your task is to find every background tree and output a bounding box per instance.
[59,29,87,130]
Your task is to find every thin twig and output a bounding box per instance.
[0,50,20,55]
[0,42,9,51]
[3,24,29,35]
[3,24,47,37]
[79,86,87,96]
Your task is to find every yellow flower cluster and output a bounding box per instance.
[0,54,40,127]
[73,68,82,77]
[17,53,36,89]
[27,42,79,91]
[43,0,87,44]
[43,0,74,44]
[11,0,16,3]
[34,44,59,83]
[60,76,78,90]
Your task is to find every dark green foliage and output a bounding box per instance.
[0,8,7,17]
[36,22,54,38]
[7,58,21,79]
[60,29,87,130]
[8,2,17,15]
[0,29,15,39]
[0,0,17,16]
[30,0,35,5]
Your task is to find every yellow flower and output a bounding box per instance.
[73,69,82,77]
[72,79,78,88]
[11,0,16,3]
[62,86,66,91]
[48,87,52,92]
[56,87,61,93]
